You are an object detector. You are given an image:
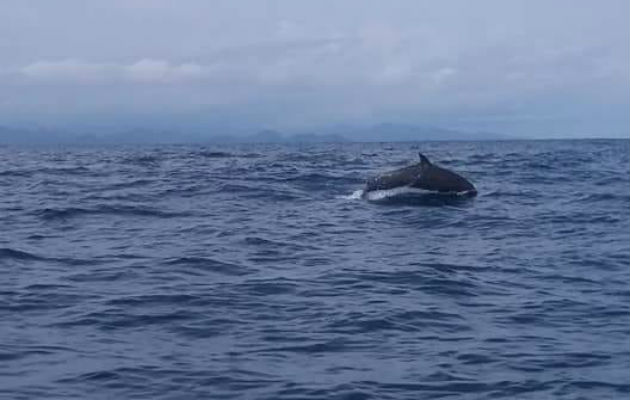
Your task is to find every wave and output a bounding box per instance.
[0,166,90,177]
[281,172,363,185]
[572,192,630,204]
[195,150,233,158]
[34,205,192,220]
[163,257,253,276]
[216,183,302,201]
[122,154,162,165]
[0,169,33,177]
[0,247,46,261]
[0,247,97,267]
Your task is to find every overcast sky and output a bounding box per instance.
[1,0,628,138]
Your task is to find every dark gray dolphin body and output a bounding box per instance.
[364,153,477,196]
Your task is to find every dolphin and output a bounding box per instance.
[364,153,477,196]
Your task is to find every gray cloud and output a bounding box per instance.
[1,0,628,137]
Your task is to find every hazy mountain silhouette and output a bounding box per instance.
[336,123,507,142]
[0,123,509,144]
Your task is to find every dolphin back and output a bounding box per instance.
[365,164,421,192]
[365,153,477,196]
[412,164,476,194]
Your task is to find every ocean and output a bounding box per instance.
[1,139,628,399]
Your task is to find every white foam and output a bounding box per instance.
[338,189,365,200]
[363,186,430,201]
[341,187,476,201]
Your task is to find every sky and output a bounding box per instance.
[0,0,628,138]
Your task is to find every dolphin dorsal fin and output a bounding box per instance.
[419,153,431,167]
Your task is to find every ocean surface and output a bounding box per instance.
[1,139,628,400]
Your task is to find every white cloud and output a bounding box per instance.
[20,59,206,83]
[432,67,457,85]
[21,59,117,82]
[124,59,204,82]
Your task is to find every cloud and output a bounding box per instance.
[432,67,457,85]
[125,59,204,82]
[20,59,206,83]
[21,59,116,82]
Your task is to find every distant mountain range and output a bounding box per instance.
[0,123,509,145]
[325,123,508,142]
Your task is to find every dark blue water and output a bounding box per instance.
[1,139,629,399]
